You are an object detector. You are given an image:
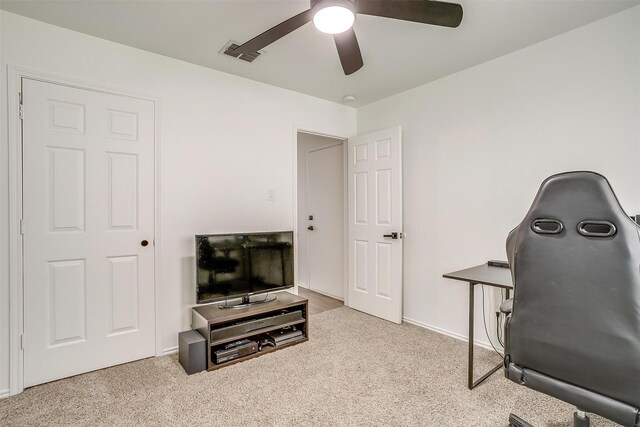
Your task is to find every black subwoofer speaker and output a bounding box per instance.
[178,330,206,375]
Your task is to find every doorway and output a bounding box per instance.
[296,132,346,301]
[295,125,404,324]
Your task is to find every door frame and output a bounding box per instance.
[304,141,345,299]
[292,127,349,305]
[7,66,161,396]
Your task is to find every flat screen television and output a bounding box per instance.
[195,231,294,305]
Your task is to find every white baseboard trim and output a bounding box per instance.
[402,316,498,353]
[0,389,9,399]
[161,346,178,356]
[299,286,344,301]
[297,283,309,289]
[310,289,344,301]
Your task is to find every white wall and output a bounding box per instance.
[296,132,344,289]
[357,6,640,348]
[0,11,356,394]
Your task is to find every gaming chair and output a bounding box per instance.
[502,171,640,427]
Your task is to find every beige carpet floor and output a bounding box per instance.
[0,307,619,426]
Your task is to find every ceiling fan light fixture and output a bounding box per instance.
[231,0,463,76]
[312,1,356,35]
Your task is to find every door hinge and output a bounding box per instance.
[18,92,23,120]
[20,334,25,350]
[19,219,24,235]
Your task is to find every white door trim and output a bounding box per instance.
[7,66,161,396]
[292,127,349,305]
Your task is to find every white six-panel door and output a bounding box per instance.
[307,143,344,299]
[22,79,156,387]
[347,127,403,323]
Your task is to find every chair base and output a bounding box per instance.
[509,411,590,427]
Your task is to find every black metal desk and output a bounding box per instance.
[443,263,513,390]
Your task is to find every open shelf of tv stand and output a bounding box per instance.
[191,292,308,371]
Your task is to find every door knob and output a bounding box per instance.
[307,226,314,231]
[141,240,149,247]
[382,232,402,239]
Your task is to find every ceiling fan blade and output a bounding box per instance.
[231,9,314,55]
[334,28,364,75]
[357,0,463,28]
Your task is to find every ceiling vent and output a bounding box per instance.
[220,40,263,63]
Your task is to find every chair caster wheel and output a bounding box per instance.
[574,411,590,427]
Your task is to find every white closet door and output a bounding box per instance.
[347,127,403,323]
[307,143,344,299]
[22,79,156,387]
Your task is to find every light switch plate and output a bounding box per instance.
[267,188,275,201]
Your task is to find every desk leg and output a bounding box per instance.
[467,281,504,390]
[468,282,474,389]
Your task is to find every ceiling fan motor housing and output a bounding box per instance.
[310,0,357,15]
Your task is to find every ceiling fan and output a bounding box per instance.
[225,0,463,75]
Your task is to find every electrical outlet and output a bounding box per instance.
[267,188,275,201]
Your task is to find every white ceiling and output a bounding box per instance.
[2,0,638,106]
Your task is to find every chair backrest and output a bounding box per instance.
[506,171,640,408]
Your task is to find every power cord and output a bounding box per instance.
[495,289,505,347]
[481,284,504,358]
[496,312,504,347]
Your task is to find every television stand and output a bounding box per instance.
[218,293,277,309]
[192,292,308,370]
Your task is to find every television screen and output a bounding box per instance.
[195,231,294,304]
